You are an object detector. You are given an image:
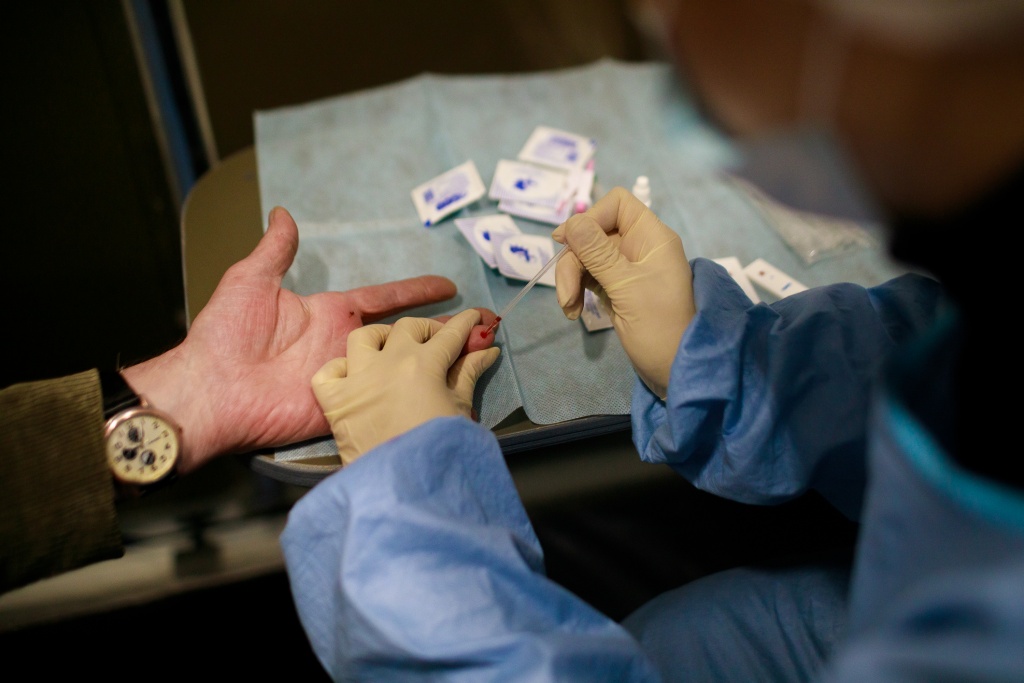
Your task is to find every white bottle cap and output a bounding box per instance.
[632,175,651,207]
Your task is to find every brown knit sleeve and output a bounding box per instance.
[1,369,123,594]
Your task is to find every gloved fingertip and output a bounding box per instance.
[472,346,501,373]
[556,287,580,313]
[312,357,348,387]
[555,276,572,304]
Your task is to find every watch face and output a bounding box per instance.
[105,407,180,485]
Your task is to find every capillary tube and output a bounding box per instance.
[483,244,570,337]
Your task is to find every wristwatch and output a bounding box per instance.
[101,370,181,498]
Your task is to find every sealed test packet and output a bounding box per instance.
[497,197,572,226]
[580,289,614,332]
[517,125,596,172]
[488,159,573,209]
[411,160,486,227]
[491,233,558,287]
[454,214,522,269]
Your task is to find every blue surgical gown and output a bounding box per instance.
[281,258,1024,681]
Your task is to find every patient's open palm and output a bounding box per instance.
[130,207,494,473]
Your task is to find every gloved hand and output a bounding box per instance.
[311,309,501,465]
[552,186,694,399]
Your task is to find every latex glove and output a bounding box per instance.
[311,309,501,465]
[552,186,694,399]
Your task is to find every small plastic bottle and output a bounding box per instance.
[632,175,651,208]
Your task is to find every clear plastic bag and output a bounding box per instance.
[725,171,880,265]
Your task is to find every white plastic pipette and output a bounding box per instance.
[483,244,569,338]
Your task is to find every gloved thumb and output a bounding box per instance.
[311,356,349,415]
[449,346,501,411]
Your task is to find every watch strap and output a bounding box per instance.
[100,369,141,419]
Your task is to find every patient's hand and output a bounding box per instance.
[124,206,495,473]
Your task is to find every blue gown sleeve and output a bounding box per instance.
[632,258,944,519]
[280,416,662,682]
